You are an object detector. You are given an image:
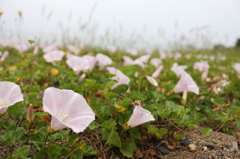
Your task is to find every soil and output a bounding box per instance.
[0,126,239,159]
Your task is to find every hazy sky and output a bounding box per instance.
[0,0,240,50]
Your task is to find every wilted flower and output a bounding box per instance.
[66,55,90,75]
[146,76,158,87]
[107,67,130,89]
[125,101,155,129]
[174,72,199,104]
[43,50,64,65]
[171,63,188,77]
[96,53,113,69]
[27,104,34,123]
[51,68,59,76]
[43,87,95,133]
[0,82,24,114]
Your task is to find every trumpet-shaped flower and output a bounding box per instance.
[43,43,58,53]
[174,72,199,104]
[233,63,240,74]
[107,67,130,89]
[43,87,95,133]
[43,50,64,65]
[171,63,188,77]
[174,72,199,94]
[125,102,155,129]
[126,48,138,56]
[0,82,23,114]
[123,55,150,68]
[107,45,117,53]
[150,58,162,67]
[193,61,210,79]
[82,55,97,71]
[67,45,81,54]
[66,55,90,75]
[123,56,134,66]
[96,53,113,69]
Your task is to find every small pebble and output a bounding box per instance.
[203,146,208,151]
[205,142,215,149]
[180,139,189,146]
[158,145,171,155]
[188,144,197,151]
[231,142,238,151]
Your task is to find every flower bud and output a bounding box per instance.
[27,104,34,123]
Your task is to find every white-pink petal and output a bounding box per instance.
[127,106,155,128]
[146,76,158,87]
[43,87,95,133]
[152,65,164,78]
[233,63,240,74]
[107,67,130,89]
[0,51,9,62]
[171,63,188,77]
[66,55,90,74]
[150,58,162,67]
[0,82,23,114]
[174,72,199,94]
[82,55,97,71]
[96,53,113,69]
[43,50,64,64]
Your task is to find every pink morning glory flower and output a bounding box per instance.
[43,87,95,133]
[107,45,117,53]
[171,63,188,77]
[122,55,150,68]
[43,50,65,65]
[174,72,199,104]
[67,45,81,54]
[159,51,167,59]
[0,82,24,114]
[125,101,155,129]
[82,55,97,71]
[66,55,90,75]
[233,63,240,74]
[43,43,58,53]
[96,53,113,69]
[33,45,39,54]
[152,65,164,78]
[193,61,210,79]
[107,67,130,89]
[123,56,134,66]
[126,48,138,56]
[150,58,162,67]
[13,43,29,54]
[0,51,9,62]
